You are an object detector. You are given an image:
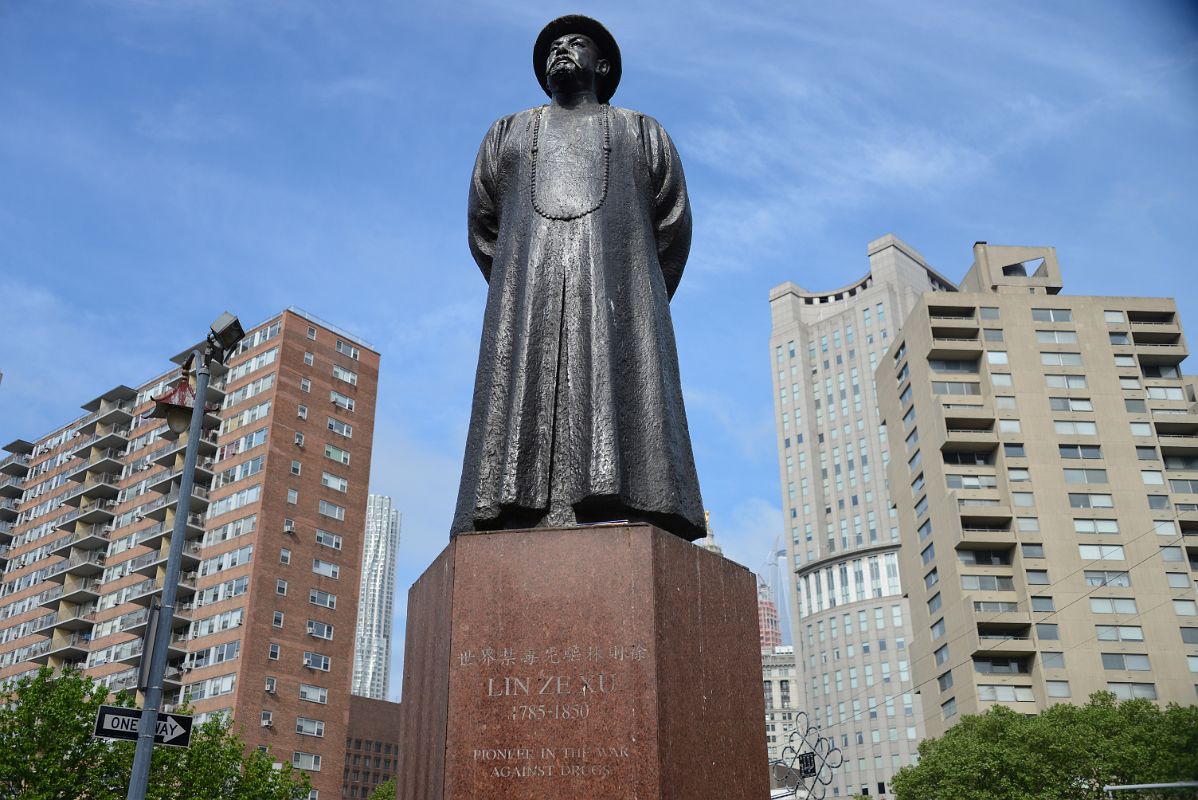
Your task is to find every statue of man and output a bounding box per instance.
[452,15,706,541]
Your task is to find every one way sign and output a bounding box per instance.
[93,705,193,748]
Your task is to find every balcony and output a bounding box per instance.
[1154,415,1198,438]
[29,632,91,664]
[44,551,106,583]
[0,521,13,544]
[0,498,19,522]
[141,486,211,521]
[69,499,117,526]
[59,576,101,604]
[146,460,216,496]
[37,585,65,610]
[0,453,30,477]
[49,523,111,558]
[67,448,125,481]
[49,605,99,632]
[0,475,23,498]
[76,399,135,436]
[968,624,1036,657]
[152,430,219,468]
[70,424,130,457]
[956,525,1015,549]
[111,638,146,667]
[928,334,983,360]
[60,473,121,508]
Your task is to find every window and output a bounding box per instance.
[1085,570,1130,588]
[1113,354,1138,367]
[306,620,334,640]
[1096,625,1143,642]
[280,547,291,565]
[1042,651,1065,668]
[321,472,348,492]
[941,697,957,719]
[1102,653,1150,671]
[315,529,342,550]
[272,611,284,628]
[1074,518,1119,534]
[1022,543,1045,558]
[1091,597,1138,614]
[1050,397,1093,412]
[1142,470,1165,485]
[276,579,288,595]
[987,351,1009,365]
[312,559,340,579]
[1059,444,1102,459]
[299,684,328,704]
[293,751,322,770]
[983,328,1004,341]
[1008,468,1031,482]
[330,390,355,411]
[1017,517,1040,532]
[1036,330,1078,344]
[1128,399,1148,414]
[1026,570,1049,585]
[300,377,311,393]
[1005,443,1026,458]
[996,395,1017,409]
[303,352,314,366]
[335,339,360,360]
[307,326,317,340]
[1032,308,1072,322]
[1012,492,1035,507]
[295,432,305,447]
[287,489,298,505]
[927,593,941,614]
[935,645,949,666]
[261,710,274,727]
[1046,374,1087,389]
[309,589,336,609]
[937,671,953,691]
[1161,546,1184,562]
[318,500,345,520]
[1079,544,1124,561]
[932,381,981,396]
[332,365,358,385]
[324,444,351,465]
[960,575,1014,591]
[1055,420,1098,435]
[930,618,945,640]
[1036,623,1059,640]
[1104,310,1126,323]
[1069,493,1113,509]
[977,684,1034,702]
[1047,681,1071,698]
[1121,378,1142,390]
[291,460,302,476]
[303,652,331,671]
[327,417,352,437]
[1174,600,1198,617]
[1031,596,1055,612]
[1039,352,1087,366]
[980,307,999,320]
[1167,572,1190,588]
[998,419,1021,433]
[1181,628,1198,644]
[1107,682,1157,700]
[268,644,280,661]
[1064,468,1109,485]
[991,373,1013,387]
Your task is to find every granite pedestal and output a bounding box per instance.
[395,523,768,799]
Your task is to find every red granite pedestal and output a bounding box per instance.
[395,523,768,800]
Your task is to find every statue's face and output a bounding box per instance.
[545,32,609,88]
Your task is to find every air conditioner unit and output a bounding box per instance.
[264,679,276,693]
[283,522,295,534]
[261,719,273,728]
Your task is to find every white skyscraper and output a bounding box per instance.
[352,494,401,699]
[769,235,956,798]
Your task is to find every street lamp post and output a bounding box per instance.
[126,312,243,800]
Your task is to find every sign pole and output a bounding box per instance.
[125,350,211,800]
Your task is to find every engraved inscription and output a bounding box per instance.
[471,744,632,780]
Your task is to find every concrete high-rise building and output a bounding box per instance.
[878,243,1198,740]
[769,235,956,798]
[762,645,803,764]
[0,308,378,800]
[352,494,400,700]
[758,576,783,650]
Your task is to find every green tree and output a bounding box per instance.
[0,667,310,800]
[891,692,1198,800]
[367,778,396,800]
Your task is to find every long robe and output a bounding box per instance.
[451,102,705,541]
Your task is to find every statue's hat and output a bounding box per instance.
[534,15,621,104]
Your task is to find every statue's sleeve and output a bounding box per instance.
[641,115,692,300]
[467,117,509,282]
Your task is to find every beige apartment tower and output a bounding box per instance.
[768,235,955,798]
[878,243,1198,741]
[0,308,379,799]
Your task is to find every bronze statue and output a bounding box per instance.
[452,15,706,541]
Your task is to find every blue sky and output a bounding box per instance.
[1,1,1195,701]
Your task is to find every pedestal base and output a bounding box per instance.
[396,523,768,799]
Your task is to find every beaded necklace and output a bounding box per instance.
[530,103,611,221]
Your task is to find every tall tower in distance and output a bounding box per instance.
[768,235,957,799]
[352,494,401,700]
[758,576,783,650]
[879,243,1198,741]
